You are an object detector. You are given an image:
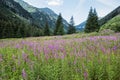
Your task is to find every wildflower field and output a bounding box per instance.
[0,33,120,80]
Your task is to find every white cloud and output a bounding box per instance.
[46,0,63,6]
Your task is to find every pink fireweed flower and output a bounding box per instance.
[112,46,117,51]
[22,52,30,63]
[84,71,88,80]
[101,47,106,53]
[16,44,20,49]
[61,53,65,59]
[22,68,27,79]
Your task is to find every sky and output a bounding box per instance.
[23,0,120,25]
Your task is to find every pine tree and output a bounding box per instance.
[84,7,99,33]
[57,24,65,35]
[93,8,99,32]
[54,13,65,35]
[68,16,76,34]
[8,21,14,38]
[2,27,7,38]
[16,27,22,38]
[44,21,50,36]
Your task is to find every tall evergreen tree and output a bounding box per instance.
[68,16,76,34]
[44,21,50,36]
[54,13,65,35]
[16,27,22,38]
[93,8,99,32]
[57,23,64,35]
[84,7,99,33]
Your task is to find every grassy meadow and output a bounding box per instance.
[0,33,120,80]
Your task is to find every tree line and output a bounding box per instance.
[45,7,100,36]
[0,7,100,38]
[0,13,76,38]
[44,13,76,36]
[0,19,43,38]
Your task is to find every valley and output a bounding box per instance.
[0,0,120,80]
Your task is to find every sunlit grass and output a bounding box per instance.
[0,33,120,80]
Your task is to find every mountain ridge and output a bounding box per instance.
[0,0,43,38]
[14,0,69,31]
[99,6,120,26]
[76,21,86,31]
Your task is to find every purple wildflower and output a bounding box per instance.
[22,68,27,79]
[61,54,65,59]
[22,52,30,63]
[112,46,117,51]
[16,44,20,49]
[84,71,88,80]
[101,47,106,53]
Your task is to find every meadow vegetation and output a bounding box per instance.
[0,33,120,80]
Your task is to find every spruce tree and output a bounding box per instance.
[54,13,65,35]
[84,7,99,33]
[16,27,22,38]
[68,16,76,34]
[2,26,7,38]
[57,24,64,35]
[44,21,50,36]
[93,8,99,32]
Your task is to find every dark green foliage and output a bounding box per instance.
[44,22,50,36]
[68,16,76,34]
[57,24,65,35]
[100,15,120,32]
[0,0,44,39]
[0,19,43,38]
[84,7,99,33]
[54,13,65,35]
[93,9,99,32]
[0,0,32,19]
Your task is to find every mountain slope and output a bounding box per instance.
[0,0,43,38]
[76,21,86,31]
[14,0,69,31]
[99,6,120,26]
[100,15,120,32]
[0,0,32,20]
[14,0,37,13]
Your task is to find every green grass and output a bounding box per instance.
[100,15,120,32]
[0,33,120,80]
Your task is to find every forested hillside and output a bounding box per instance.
[99,6,120,26]
[0,0,43,38]
[100,15,120,32]
[14,0,69,31]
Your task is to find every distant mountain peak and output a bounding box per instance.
[14,0,37,12]
[14,0,68,31]
[76,21,86,31]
